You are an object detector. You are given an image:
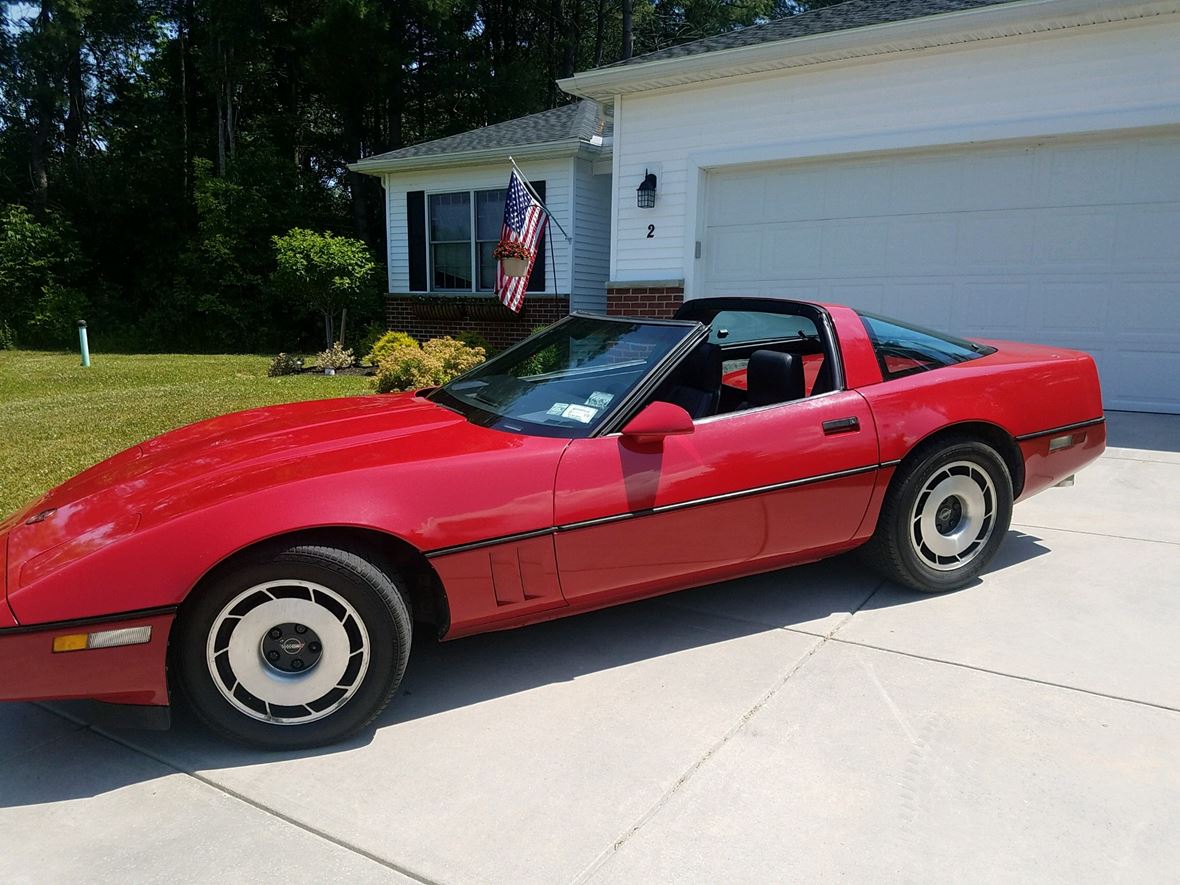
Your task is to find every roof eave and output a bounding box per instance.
[349,137,609,176]
[558,0,1175,101]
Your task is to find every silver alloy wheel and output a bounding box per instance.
[909,459,997,572]
[205,580,370,725]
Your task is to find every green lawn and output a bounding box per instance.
[0,350,371,518]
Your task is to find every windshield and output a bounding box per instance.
[429,315,699,437]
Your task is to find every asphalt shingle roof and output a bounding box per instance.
[605,0,1016,67]
[358,100,610,164]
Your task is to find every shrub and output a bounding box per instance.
[374,336,486,394]
[271,228,376,349]
[0,205,90,347]
[519,325,563,377]
[456,329,491,353]
[365,330,419,366]
[316,341,355,371]
[267,352,303,376]
[356,321,390,362]
[0,321,16,350]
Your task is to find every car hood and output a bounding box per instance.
[1,392,496,583]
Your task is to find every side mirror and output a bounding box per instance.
[620,401,694,444]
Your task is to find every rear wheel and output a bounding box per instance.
[176,544,411,749]
[863,439,1013,592]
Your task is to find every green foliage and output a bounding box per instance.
[374,337,486,394]
[267,352,304,376]
[366,330,421,366]
[456,329,492,353]
[272,228,376,348]
[0,0,833,351]
[0,322,16,351]
[316,341,356,370]
[356,321,390,362]
[0,205,89,347]
[519,325,564,376]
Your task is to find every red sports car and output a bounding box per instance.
[0,298,1105,748]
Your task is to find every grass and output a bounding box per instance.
[0,350,371,518]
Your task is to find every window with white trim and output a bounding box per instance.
[428,188,507,292]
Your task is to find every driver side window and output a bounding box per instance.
[653,309,835,420]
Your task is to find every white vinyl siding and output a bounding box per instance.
[571,158,613,311]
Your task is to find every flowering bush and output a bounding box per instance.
[374,336,486,393]
[492,240,532,261]
[316,341,355,371]
[364,330,419,366]
[267,352,302,376]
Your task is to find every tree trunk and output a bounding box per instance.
[622,0,633,60]
[29,1,54,212]
[343,108,371,246]
[179,0,195,221]
[63,30,85,154]
[593,0,607,66]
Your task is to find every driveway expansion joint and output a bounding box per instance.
[574,580,886,884]
[34,707,442,885]
[826,637,1180,715]
[1011,521,1180,547]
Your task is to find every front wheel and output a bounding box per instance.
[863,439,1014,593]
[176,544,411,749]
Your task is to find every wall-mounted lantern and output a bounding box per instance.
[637,170,657,209]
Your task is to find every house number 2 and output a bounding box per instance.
[646,224,655,239]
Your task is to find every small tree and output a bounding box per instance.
[271,228,375,348]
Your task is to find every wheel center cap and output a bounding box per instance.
[279,637,304,655]
[261,622,324,674]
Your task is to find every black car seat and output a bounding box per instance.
[656,341,722,419]
[745,350,805,407]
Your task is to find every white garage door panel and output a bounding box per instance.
[702,131,1180,413]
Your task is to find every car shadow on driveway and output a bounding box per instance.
[0,531,1052,809]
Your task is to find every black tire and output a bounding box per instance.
[861,438,1013,593]
[175,544,411,750]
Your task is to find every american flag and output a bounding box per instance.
[496,170,546,312]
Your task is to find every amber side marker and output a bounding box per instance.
[52,626,152,653]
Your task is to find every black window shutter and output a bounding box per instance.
[406,191,427,292]
[527,180,547,293]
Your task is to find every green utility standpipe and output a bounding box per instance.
[77,319,91,367]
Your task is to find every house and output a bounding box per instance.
[354,0,1180,413]
[350,100,613,350]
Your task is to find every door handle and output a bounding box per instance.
[822,416,860,434]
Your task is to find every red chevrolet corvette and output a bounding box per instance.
[0,298,1105,747]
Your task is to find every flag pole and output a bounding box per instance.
[546,216,559,301]
[508,155,571,242]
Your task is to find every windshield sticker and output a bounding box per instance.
[547,402,571,416]
[586,391,614,409]
[562,404,598,423]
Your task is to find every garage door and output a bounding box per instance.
[701,130,1180,413]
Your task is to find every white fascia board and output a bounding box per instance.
[349,138,610,176]
[558,0,1179,101]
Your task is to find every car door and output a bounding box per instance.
[552,389,880,608]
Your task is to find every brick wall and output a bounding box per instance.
[385,295,570,351]
[605,284,685,318]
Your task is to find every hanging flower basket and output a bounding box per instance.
[494,240,533,278]
[501,257,529,277]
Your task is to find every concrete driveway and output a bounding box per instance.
[2,413,1178,884]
